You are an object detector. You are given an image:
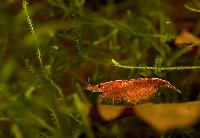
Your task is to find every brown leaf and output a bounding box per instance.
[135,101,200,133]
[175,29,200,45]
[83,101,200,133]
[97,105,127,121]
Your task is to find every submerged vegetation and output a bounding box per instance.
[0,0,200,137]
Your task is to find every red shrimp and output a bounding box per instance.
[86,78,181,105]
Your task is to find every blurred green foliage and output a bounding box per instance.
[0,0,200,137]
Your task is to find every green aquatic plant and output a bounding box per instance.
[0,0,199,137]
[112,59,200,71]
[184,5,200,13]
[22,0,63,98]
[167,42,200,66]
[22,0,44,76]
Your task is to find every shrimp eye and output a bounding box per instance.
[97,84,102,88]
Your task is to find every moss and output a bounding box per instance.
[0,0,199,137]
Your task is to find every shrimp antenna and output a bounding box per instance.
[87,76,90,86]
[79,77,88,86]
[71,72,88,87]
